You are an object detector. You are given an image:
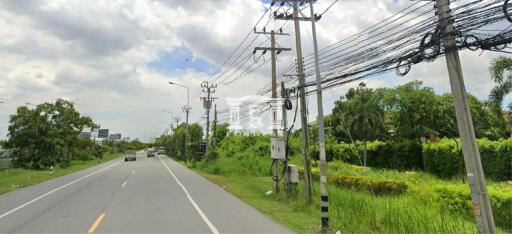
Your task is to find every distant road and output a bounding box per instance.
[0,152,290,233]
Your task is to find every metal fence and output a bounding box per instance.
[0,149,14,170]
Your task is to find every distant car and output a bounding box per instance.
[147,148,156,157]
[157,147,165,155]
[125,150,136,161]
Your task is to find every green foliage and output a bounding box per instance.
[7,99,98,169]
[328,81,506,143]
[154,123,203,161]
[326,140,423,171]
[213,123,229,145]
[489,57,512,130]
[423,138,512,181]
[434,183,512,231]
[307,167,408,195]
[102,139,147,154]
[195,133,270,176]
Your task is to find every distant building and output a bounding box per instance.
[79,132,92,139]
[109,133,122,141]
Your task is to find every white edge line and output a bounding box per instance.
[158,156,220,234]
[0,160,121,219]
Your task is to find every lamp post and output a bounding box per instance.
[169,82,191,160]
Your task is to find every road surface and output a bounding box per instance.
[0,152,291,233]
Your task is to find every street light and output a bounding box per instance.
[169,81,192,160]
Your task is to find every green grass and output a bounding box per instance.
[186,156,510,233]
[0,153,123,195]
[192,170,484,233]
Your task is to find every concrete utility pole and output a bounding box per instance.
[273,0,313,204]
[435,0,495,233]
[174,116,181,128]
[201,81,217,155]
[308,1,329,229]
[254,27,291,195]
[212,104,217,146]
[281,81,290,200]
[183,105,191,157]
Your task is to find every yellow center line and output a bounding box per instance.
[121,181,127,188]
[87,213,106,234]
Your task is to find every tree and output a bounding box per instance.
[213,123,230,145]
[381,81,439,139]
[7,99,97,169]
[155,123,203,161]
[489,56,512,131]
[343,82,384,166]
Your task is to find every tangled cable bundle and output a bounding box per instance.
[217,0,512,123]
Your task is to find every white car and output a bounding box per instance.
[125,150,136,161]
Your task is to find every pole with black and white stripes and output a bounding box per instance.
[308,0,329,230]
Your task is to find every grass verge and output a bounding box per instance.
[189,165,508,233]
[0,153,123,195]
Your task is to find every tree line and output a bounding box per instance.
[6,99,146,169]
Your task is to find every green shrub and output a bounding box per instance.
[423,138,511,181]
[367,140,423,170]
[327,140,423,171]
[303,167,408,195]
[434,183,512,231]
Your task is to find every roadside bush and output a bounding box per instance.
[434,183,512,231]
[196,133,271,177]
[303,167,408,195]
[423,138,511,181]
[327,140,423,171]
[366,140,423,170]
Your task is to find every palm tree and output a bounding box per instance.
[489,57,512,130]
[344,83,383,166]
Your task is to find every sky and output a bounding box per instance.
[0,0,510,142]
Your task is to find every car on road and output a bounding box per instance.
[147,148,156,157]
[125,150,136,161]
[157,147,165,155]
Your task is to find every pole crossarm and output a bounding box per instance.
[271,0,317,6]
[274,12,321,22]
[253,47,291,54]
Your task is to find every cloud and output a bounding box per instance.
[0,0,509,141]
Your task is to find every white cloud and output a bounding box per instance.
[0,0,509,141]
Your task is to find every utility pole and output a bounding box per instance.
[173,116,181,128]
[183,105,191,159]
[201,81,217,155]
[435,0,495,233]
[281,81,290,200]
[273,0,313,204]
[254,27,290,195]
[308,1,329,229]
[212,104,217,146]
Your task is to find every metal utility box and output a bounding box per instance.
[270,138,286,160]
[288,164,299,183]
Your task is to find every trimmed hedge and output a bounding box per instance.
[301,167,408,196]
[434,183,512,231]
[423,139,512,181]
[326,140,423,171]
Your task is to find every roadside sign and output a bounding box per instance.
[98,129,109,138]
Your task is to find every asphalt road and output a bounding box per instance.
[0,151,291,233]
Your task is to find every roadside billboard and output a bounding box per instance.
[98,129,109,138]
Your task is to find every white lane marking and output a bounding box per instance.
[158,156,219,234]
[0,160,121,219]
